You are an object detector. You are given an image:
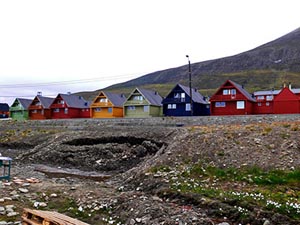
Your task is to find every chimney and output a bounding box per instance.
[37,91,42,96]
[67,92,71,95]
[283,82,286,88]
[289,82,292,90]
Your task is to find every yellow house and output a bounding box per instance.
[90,91,126,118]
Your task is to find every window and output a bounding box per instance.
[32,110,37,113]
[41,109,44,115]
[266,102,270,106]
[128,106,136,110]
[223,89,236,95]
[237,101,245,109]
[100,98,108,103]
[266,95,273,101]
[58,100,64,104]
[174,93,180,98]
[223,89,229,95]
[215,102,226,107]
[185,103,191,111]
[95,107,101,112]
[108,107,112,113]
[64,108,68,114]
[54,108,60,113]
[144,106,149,112]
[167,104,176,109]
[133,95,143,101]
[257,96,264,100]
[258,103,262,106]
[181,93,185,98]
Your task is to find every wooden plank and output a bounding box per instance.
[22,208,90,225]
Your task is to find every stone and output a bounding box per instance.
[18,188,29,193]
[7,212,19,217]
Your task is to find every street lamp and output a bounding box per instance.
[186,55,193,116]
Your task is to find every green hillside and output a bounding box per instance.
[78,27,300,100]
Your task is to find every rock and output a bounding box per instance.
[263,220,270,225]
[18,188,29,193]
[7,212,19,217]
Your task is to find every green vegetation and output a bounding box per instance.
[152,164,300,220]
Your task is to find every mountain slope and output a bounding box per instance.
[80,27,300,100]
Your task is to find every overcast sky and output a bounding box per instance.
[1,0,299,105]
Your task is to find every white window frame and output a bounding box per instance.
[237,101,245,109]
[215,102,226,107]
[185,103,191,111]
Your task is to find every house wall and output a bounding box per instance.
[29,109,51,120]
[163,103,191,117]
[80,109,91,118]
[273,88,300,114]
[51,108,81,119]
[10,111,29,120]
[91,107,123,118]
[274,101,299,114]
[91,100,123,118]
[253,102,274,114]
[211,100,252,115]
[124,105,150,118]
[149,105,162,117]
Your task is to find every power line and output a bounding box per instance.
[0,74,137,88]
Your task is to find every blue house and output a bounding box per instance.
[162,84,210,116]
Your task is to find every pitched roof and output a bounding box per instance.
[177,84,209,104]
[36,96,55,108]
[103,92,126,107]
[136,88,163,106]
[0,103,9,111]
[58,94,90,108]
[229,80,256,102]
[17,98,32,109]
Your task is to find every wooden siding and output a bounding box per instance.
[29,109,51,120]
[91,101,115,118]
[273,88,300,114]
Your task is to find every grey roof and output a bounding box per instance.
[36,96,55,108]
[136,88,163,106]
[253,90,280,96]
[229,80,256,102]
[103,92,126,107]
[177,84,209,104]
[58,94,90,108]
[0,103,9,111]
[253,88,300,96]
[16,98,32,109]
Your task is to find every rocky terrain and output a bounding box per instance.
[1,115,300,225]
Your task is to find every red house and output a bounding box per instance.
[28,95,54,120]
[252,90,279,114]
[253,85,300,114]
[50,93,91,119]
[273,87,300,114]
[210,80,256,115]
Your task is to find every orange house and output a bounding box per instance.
[28,95,54,120]
[90,91,126,118]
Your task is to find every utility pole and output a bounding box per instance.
[186,55,193,116]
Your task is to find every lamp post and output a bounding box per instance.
[186,55,193,116]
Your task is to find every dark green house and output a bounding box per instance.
[124,88,163,118]
[10,98,32,120]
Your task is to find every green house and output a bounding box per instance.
[124,88,163,118]
[9,98,32,120]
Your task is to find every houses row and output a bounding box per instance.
[1,80,300,120]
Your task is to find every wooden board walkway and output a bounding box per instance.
[22,208,90,225]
